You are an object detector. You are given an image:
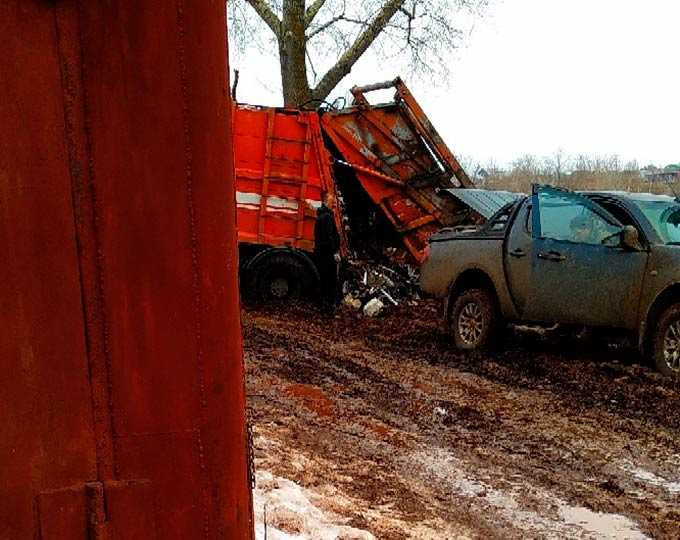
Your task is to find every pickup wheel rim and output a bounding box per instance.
[458,302,484,346]
[662,320,680,372]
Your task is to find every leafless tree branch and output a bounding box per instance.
[246,0,282,38]
[307,13,371,39]
[230,0,490,105]
[307,14,345,38]
[304,0,328,27]
[311,0,407,100]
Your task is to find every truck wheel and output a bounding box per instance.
[651,303,680,376]
[449,288,498,351]
[253,253,311,303]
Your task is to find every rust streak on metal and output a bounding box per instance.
[335,159,405,187]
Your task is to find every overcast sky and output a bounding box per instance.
[231,0,679,168]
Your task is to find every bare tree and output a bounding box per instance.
[544,148,569,185]
[228,0,489,107]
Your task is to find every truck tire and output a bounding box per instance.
[449,288,498,351]
[253,252,312,303]
[651,303,680,377]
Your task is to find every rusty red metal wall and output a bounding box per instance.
[0,1,252,538]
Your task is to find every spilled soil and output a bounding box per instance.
[244,301,680,539]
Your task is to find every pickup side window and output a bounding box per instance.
[534,188,622,246]
[487,203,516,232]
[526,204,533,234]
[588,197,648,246]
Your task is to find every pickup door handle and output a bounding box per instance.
[509,248,527,258]
[538,250,567,262]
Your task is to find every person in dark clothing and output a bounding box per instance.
[314,191,341,313]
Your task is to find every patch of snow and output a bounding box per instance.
[408,448,648,539]
[253,471,375,540]
[620,460,680,495]
[433,406,448,418]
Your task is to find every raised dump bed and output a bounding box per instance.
[320,78,473,263]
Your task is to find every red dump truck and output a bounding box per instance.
[233,78,476,302]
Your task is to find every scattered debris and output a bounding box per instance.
[343,294,363,311]
[341,258,421,315]
[362,298,385,318]
[433,406,448,423]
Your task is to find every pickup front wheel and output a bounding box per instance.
[652,303,680,377]
[449,288,498,351]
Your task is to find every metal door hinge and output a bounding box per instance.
[37,479,154,539]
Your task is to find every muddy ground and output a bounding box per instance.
[243,301,680,539]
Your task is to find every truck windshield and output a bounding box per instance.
[635,199,680,244]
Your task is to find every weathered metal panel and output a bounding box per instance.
[443,189,524,219]
[1,1,252,538]
[0,2,99,537]
[347,78,472,189]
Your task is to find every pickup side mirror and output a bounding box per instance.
[621,225,642,251]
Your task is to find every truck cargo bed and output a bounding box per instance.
[233,105,344,253]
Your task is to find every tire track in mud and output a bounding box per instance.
[243,303,680,539]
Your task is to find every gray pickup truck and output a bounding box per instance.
[421,184,680,376]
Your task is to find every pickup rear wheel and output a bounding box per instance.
[449,288,498,351]
[652,303,680,377]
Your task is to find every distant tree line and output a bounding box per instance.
[460,152,680,195]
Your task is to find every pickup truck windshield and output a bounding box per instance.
[634,200,680,244]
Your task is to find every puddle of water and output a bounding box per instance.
[559,506,648,540]
[409,448,649,539]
